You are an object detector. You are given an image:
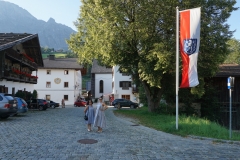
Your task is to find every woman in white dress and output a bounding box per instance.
[94,97,108,132]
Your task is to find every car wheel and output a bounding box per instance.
[39,106,43,111]
[114,104,118,108]
[74,104,76,107]
[51,105,55,108]
[130,105,134,109]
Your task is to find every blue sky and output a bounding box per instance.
[2,0,240,40]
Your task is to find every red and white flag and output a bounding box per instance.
[179,7,201,88]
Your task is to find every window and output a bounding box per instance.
[122,95,130,100]
[5,87,8,93]
[12,87,15,95]
[46,95,50,101]
[64,82,69,88]
[64,95,68,101]
[64,70,69,75]
[119,81,131,89]
[132,84,138,93]
[47,70,51,75]
[99,80,103,93]
[46,82,51,88]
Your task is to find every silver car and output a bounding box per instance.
[0,93,18,119]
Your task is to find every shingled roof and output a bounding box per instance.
[39,57,83,69]
[215,64,240,77]
[91,59,112,73]
[0,33,43,67]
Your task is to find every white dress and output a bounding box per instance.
[94,103,106,128]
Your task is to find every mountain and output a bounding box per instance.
[0,1,76,50]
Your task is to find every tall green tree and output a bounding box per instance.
[224,38,240,64]
[67,0,237,112]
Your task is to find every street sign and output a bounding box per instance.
[228,76,234,139]
[227,77,235,90]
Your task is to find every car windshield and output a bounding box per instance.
[4,95,14,100]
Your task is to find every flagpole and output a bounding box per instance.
[176,6,179,130]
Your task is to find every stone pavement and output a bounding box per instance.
[0,105,239,160]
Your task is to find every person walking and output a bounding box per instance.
[61,99,65,108]
[84,99,95,132]
[94,97,108,133]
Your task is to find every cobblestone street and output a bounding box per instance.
[0,105,239,160]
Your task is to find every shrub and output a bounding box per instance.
[32,90,38,99]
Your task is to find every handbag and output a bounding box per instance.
[84,106,89,120]
[84,114,88,120]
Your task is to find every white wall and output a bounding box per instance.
[112,66,137,102]
[0,80,34,94]
[33,69,82,105]
[94,73,112,101]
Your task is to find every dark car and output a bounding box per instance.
[27,99,48,111]
[15,97,28,114]
[74,100,87,107]
[48,100,60,108]
[112,98,138,109]
[0,93,18,119]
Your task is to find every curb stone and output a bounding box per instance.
[188,135,240,145]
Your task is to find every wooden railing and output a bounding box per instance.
[3,68,37,84]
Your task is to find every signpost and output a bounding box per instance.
[227,76,234,139]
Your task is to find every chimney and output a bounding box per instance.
[49,54,55,60]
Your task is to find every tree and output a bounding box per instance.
[41,47,54,53]
[15,91,24,99]
[65,52,78,58]
[32,90,38,99]
[67,0,237,112]
[224,38,240,64]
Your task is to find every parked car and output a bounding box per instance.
[74,100,87,107]
[112,98,138,109]
[0,93,18,119]
[48,100,60,108]
[15,97,28,114]
[26,99,48,111]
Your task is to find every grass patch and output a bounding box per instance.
[42,53,66,59]
[114,107,240,141]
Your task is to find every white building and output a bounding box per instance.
[91,60,138,103]
[90,60,112,101]
[112,66,138,102]
[33,55,85,105]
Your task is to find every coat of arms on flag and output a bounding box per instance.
[184,39,197,55]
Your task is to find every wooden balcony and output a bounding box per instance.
[3,69,37,84]
[5,49,37,70]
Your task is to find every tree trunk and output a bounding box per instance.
[142,81,163,112]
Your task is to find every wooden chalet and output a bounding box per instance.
[0,33,43,92]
